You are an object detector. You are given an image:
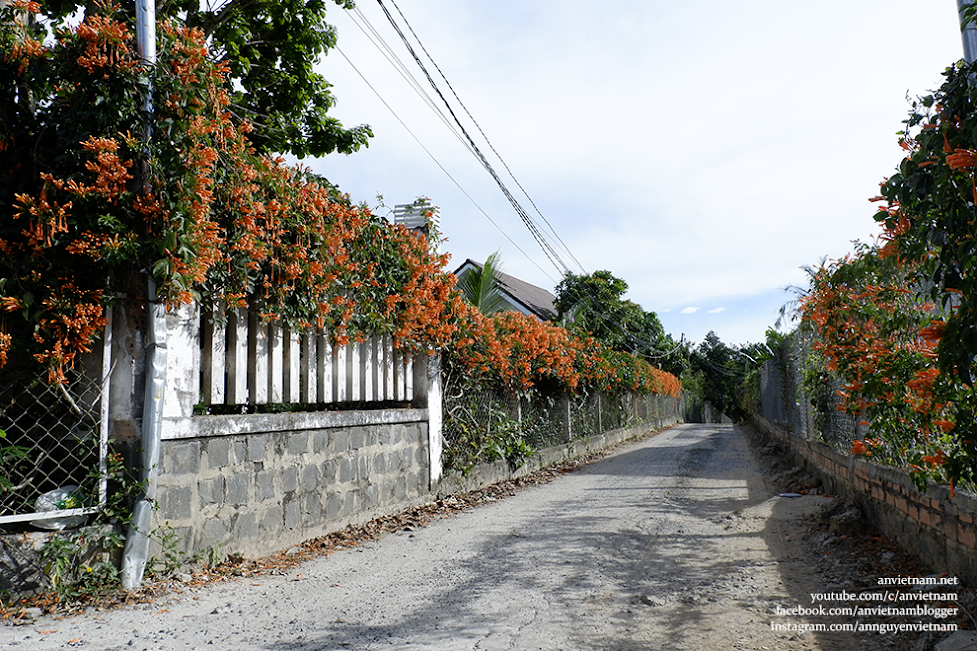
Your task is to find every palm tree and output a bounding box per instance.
[458,252,508,315]
[776,258,827,329]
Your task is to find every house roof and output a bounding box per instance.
[454,259,558,321]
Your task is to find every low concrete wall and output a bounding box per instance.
[751,414,977,586]
[437,415,682,496]
[1,411,680,595]
[153,409,431,558]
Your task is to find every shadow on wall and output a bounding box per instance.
[684,402,733,424]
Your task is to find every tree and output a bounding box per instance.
[0,2,445,382]
[691,332,735,415]
[686,331,766,421]
[554,270,679,368]
[28,0,372,158]
[457,252,508,315]
[554,270,644,352]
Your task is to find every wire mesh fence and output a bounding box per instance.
[442,372,680,473]
[0,358,108,527]
[759,330,862,452]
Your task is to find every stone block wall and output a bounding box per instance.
[153,409,430,558]
[751,415,977,586]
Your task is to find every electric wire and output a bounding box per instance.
[346,8,476,157]
[352,2,686,362]
[333,45,561,285]
[373,0,572,278]
[368,0,675,359]
[385,0,586,275]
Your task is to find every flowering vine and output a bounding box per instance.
[799,243,959,488]
[0,2,680,401]
[796,60,977,489]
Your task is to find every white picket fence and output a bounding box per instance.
[198,308,414,408]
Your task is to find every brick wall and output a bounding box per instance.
[752,415,977,586]
[153,410,430,558]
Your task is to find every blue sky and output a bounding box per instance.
[306,0,964,348]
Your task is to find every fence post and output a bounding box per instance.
[300,330,317,404]
[226,308,248,405]
[200,306,225,405]
[316,333,332,404]
[411,353,442,488]
[563,394,572,442]
[163,302,199,419]
[247,311,268,406]
[282,326,301,403]
[597,393,603,433]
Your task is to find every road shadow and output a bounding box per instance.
[256,422,840,650]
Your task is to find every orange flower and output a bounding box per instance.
[918,320,946,342]
[851,440,871,456]
[946,147,977,170]
[922,450,947,467]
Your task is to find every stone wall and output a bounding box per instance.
[751,415,977,586]
[153,409,431,558]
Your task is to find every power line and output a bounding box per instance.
[385,0,586,276]
[349,2,680,363]
[332,45,561,285]
[373,0,573,278]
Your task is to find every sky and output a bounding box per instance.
[305,0,965,349]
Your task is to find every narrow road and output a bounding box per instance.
[4,423,856,650]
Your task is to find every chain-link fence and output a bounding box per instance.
[759,329,863,451]
[0,353,109,527]
[442,372,681,472]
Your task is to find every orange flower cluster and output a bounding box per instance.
[0,5,682,401]
[800,244,956,483]
[0,278,107,384]
[12,188,72,250]
[2,0,45,75]
[445,303,680,397]
[75,3,138,78]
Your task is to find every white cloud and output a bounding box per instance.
[311,0,963,345]
[708,308,726,314]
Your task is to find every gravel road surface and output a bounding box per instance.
[2,423,873,650]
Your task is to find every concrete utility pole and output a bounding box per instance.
[122,0,163,592]
[959,0,977,64]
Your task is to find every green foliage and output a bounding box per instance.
[39,526,124,603]
[457,251,508,315]
[35,447,144,604]
[144,521,211,579]
[555,270,639,351]
[0,428,30,494]
[689,332,741,419]
[876,63,977,384]
[35,0,371,158]
[685,330,776,421]
[441,380,536,475]
[482,409,535,470]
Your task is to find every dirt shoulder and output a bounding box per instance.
[747,426,976,651]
